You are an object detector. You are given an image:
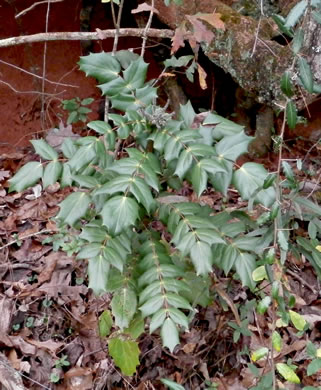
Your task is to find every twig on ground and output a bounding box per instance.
[287,269,318,294]
[0,229,53,251]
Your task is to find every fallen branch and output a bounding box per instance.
[0,28,174,48]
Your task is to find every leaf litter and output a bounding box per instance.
[0,141,321,389]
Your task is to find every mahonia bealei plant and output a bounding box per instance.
[9,50,278,355]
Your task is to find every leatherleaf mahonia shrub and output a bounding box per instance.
[9,50,321,377]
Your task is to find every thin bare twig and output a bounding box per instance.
[0,59,78,88]
[0,229,53,251]
[0,28,173,48]
[287,268,318,294]
[112,0,125,54]
[41,0,51,129]
[0,79,64,96]
[250,16,262,58]
[15,0,63,19]
[306,170,321,199]
[141,0,155,57]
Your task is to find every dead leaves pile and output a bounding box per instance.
[1,147,321,389]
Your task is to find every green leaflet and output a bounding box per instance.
[9,162,43,193]
[251,347,269,362]
[43,161,62,188]
[294,196,321,216]
[99,310,113,338]
[79,226,108,243]
[140,294,165,317]
[190,241,213,275]
[31,139,58,160]
[179,100,196,127]
[124,316,145,339]
[78,52,121,83]
[108,338,140,376]
[307,358,321,376]
[284,0,307,28]
[215,131,252,162]
[298,56,314,93]
[203,112,244,139]
[87,120,112,134]
[56,192,91,226]
[111,287,137,329]
[276,363,300,384]
[161,317,179,352]
[233,162,275,207]
[68,141,97,171]
[149,309,167,333]
[289,310,307,331]
[286,100,298,129]
[88,254,110,295]
[61,138,77,159]
[272,330,282,352]
[174,148,194,179]
[281,71,294,97]
[257,296,271,314]
[100,196,139,235]
[161,379,185,390]
[191,158,226,197]
[292,28,304,54]
[234,252,256,289]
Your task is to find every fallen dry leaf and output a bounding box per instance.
[171,24,187,54]
[131,2,159,14]
[63,366,93,390]
[0,352,25,390]
[197,63,207,90]
[186,15,214,44]
[197,12,225,31]
[0,298,14,347]
[8,349,30,373]
[27,339,64,356]
[46,122,79,150]
[0,170,10,182]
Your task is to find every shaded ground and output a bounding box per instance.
[1,1,321,389]
[1,145,321,389]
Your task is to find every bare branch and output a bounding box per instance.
[0,28,173,48]
[0,59,79,88]
[15,0,63,19]
[141,0,155,57]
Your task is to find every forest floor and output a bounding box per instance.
[1,136,321,390]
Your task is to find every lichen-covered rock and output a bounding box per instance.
[152,0,320,110]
